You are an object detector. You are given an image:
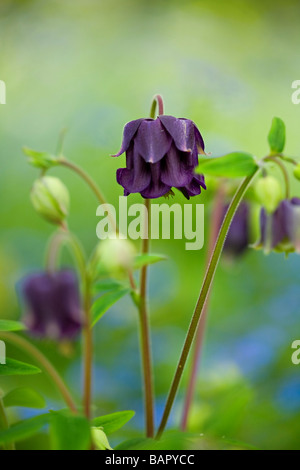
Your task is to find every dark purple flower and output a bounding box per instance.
[112,116,206,199]
[258,198,300,254]
[223,202,250,257]
[22,270,82,340]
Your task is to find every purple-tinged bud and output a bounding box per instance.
[112,116,206,199]
[22,270,82,340]
[223,202,250,257]
[257,198,300,254]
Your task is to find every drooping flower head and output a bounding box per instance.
[257,197,300,254]
[22,270,82,340]
[223,202,250,257]
[112,116,206,199]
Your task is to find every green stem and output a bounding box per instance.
[0,332,77,414]
[45,229,92,419]
[46,229,87,279]
[57,157,136,289]
[264,155,290,198]
[139,198,155,437]
[83,275,93,419]
[0,398,15,450]
[136,95,164,437]
[156,168,259,438]
[180,181,226,430]
[58,157,117,231]
[150,94,164,118]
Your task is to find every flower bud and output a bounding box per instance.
[255,198,300,255]
[91,427,112,450]
[30,176,69,225]
[293,164,300,181]
[96,237,136,277]
[222,202,250,257]
[22,270,82,340]
[254,175,283,213]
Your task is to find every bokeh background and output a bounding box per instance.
[0,0,300,450]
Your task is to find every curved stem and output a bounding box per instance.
[139,198,155,437]
[150,94,164,118]
[156,168,259,438]
[58,158,117,231]
[57,158,136,289]
[0,332,77,414]
[181,182,226,430]
[45,230,87,285]
[46,229,92,419]
[83,275,93,419]
[0,398,15,449]
[264,156,290,199]
[45,230,68,273]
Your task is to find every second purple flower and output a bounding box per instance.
[112,116,206,199]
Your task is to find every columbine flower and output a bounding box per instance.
[223,202,250,257]
[22,270,82,340]
[257,198,300,254]
[112,116,206,199]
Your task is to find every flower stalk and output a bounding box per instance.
[181,182,226,430]
[138,197,155,437]
[156,168,259,438]
[0,332,77,414]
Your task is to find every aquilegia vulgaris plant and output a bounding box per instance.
[1,96,300,450]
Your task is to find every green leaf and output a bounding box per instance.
[49,410,91,450]
[196,152,257,178]
[92,410,135,434]
[92,278,127,295]
[0,414,50,445]
[268,117,285,153]
[0,358,41,376]
[133,253,167,270]
[3,387,46,409]
[92,288,130,327]
[115,431,206,450]
[0,320,25,332]
[23,146,59,170]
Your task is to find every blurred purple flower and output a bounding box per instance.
[258,197,300,253]
[223,202,250,256]
[22,270,82,340]
[112,116,206,199]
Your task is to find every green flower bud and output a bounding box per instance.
[91,427,112,450]
[293,164,300,181]
[96,237,136,277]
[254,176,283,213]
[30,176,69,225]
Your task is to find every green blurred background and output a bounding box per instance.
[0,0,300,450]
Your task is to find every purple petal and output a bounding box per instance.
[194,125,205,152]
[135,119,172,163]
[160,145,194,187]
[22,270,82,340]
[112,119,144,157]
[283,199,300,250]
[223,202,250,256]
[141,162,171,199]
[260,205,286,249]
[178,174,206,199]
[159,115,195,152]
[116,143,151,194]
